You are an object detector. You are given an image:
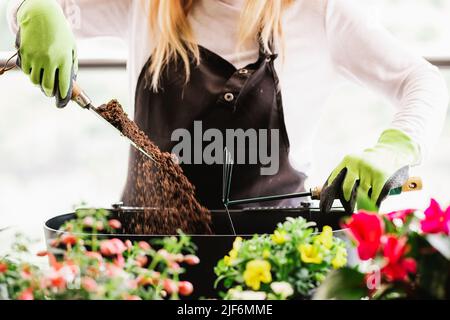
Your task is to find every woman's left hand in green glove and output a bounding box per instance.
[320,129,420,214]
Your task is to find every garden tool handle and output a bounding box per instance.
[71,81,92,109]
[311,176,423,200]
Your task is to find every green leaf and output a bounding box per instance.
[313,268,368,300]
[356,190,378,213]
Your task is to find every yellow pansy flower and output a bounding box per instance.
[224,248,239,266]
[331,246,347,269]
[271,230,288,245]
[243,260,272,290]
[299,244,323,264]
[315,225,333,249]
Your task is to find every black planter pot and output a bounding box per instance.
[44,205,352,299]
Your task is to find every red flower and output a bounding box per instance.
[421,199,450,235]
[381,235,417,282]
[178,281,194,296]
[184,255,200,265]
[386,209,415,223]
[163,279,178,294]
[100,238,127,256]
[108,219,122,230]
[0,262,7,273]
[344,211,384,260]
[18,288,34,300]
[60,233,77,246]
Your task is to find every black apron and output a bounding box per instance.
[123,41,306,209]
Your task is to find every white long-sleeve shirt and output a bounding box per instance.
[8,0,449,175]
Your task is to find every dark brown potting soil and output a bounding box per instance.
[96,100,212,235]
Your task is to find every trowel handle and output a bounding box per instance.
[310,176,423,200]
[72,81,92,109]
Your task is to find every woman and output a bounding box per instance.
[7,0,449,212]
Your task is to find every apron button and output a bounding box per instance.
[224,92,235,102]
[238,68,249,75]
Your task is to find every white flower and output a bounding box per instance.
[270,282,294,298]
[229,289,267,300]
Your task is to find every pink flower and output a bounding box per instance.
[113,254,125,268]
[420,199,450,235]
[85,251,103,262]
[169,261,181,271]
[184,255,200,265]
[81,277,98,292]
[344,211,384,260]
[100,238,127,256]
[83,217,95,228]
[125,240,133,250]
[138,241,151,251]
[381,235,417,282]
[108,219,122,230]
[386,209,415,223]
[124,295,142,300]
[163,279,178,294]
[18,288,34,300]
[135,255,148,267]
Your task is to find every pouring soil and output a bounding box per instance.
[96,100,212,235]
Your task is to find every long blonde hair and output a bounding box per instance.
[147,0,293,90]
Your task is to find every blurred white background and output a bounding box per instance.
[0,0,450,251]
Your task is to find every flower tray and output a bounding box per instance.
[44,205,351,299]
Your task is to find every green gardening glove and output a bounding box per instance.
[320,129,420,214]
[16,0,77,108]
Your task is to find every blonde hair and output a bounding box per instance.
[147,0,293,90]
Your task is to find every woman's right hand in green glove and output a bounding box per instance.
[16,0,77,107]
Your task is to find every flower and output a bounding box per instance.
[0,262,7,273]
[299,244,323,264]
[315,225,334,249]
[184,255,200,265]
[381,235,417,282]
[163,279,178,294]
[271,230,288,245]
[270,282,294,298]
[178,281,194,296]
[229,289,267,300]
[81,277,98,292]
[100,238,127,256]
[138,241,151,251]
[124,295,142,300]
[420,199,450,235]
[243,260,272,290]
[18,288,34,300]
[331,246,348,269]
[386,209,415,223]
[233,237,243,251]
[262,249,271,259]
[135,255,148,267]
[60,233,77,246]
[345,211,384,260]
[108,219,122,230]
[82,216,95,228]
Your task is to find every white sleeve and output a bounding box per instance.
[7,0,132,39]
[325,0,449,163]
